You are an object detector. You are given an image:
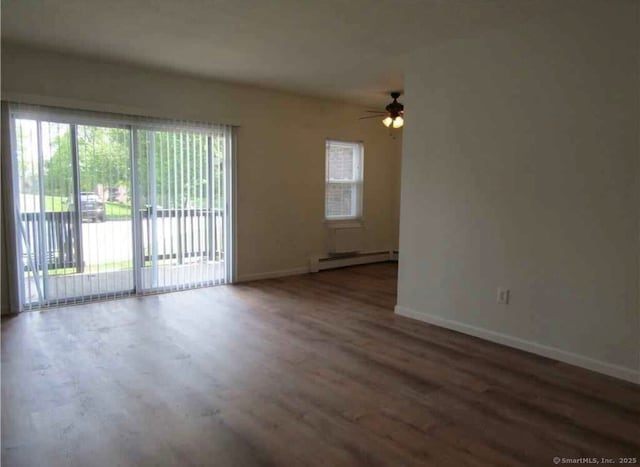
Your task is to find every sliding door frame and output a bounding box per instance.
[133,125,232,294]
[3,103,24,312]
[130,125,144,295]
[5,103,236,311]
[69,124,85,274]
[226,128,236,283]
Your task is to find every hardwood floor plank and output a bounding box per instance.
[2,263,639,466]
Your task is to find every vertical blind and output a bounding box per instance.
[5,103,234,311]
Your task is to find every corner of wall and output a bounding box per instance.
[394,305,640,385]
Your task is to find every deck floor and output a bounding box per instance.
[23,261,226,306]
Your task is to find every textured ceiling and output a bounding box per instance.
[2,0,567,106]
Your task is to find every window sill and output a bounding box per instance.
[324,218,364,229]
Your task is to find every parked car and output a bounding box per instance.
[69,192,106,222]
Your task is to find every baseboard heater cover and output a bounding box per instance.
[309,250,398,273]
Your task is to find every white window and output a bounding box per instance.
[325,140,363,220]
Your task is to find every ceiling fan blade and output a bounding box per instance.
[364,110,386,113]
[359,115,385,120]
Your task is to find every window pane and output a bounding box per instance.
[328,145,354,181]
[76,125,134,295]
[326,182,354,218]
[325,140,362,220]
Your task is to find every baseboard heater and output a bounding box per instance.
[309,250,398,273]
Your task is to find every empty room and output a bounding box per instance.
[1,0,639,466]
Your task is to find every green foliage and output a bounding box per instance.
[45,125,130,196]
[104,201,131,218]
[44,196,68,212]
[40,196,131,219]
[42,125,225,209]
[137,130,226,209]
[77,126,131,193]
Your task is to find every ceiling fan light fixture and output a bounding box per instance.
[392,116,404,128]
[361,92,404,130]
[381,92,404,129]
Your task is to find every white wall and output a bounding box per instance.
[396,2,639,382]
[0,43,402,296]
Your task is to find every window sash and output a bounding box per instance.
[325,182,361,219]
[325,142,362,183]
[325,140,363,220]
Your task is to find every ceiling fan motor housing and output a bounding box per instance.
[385,92,404,119]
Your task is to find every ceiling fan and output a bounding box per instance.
[360,92,404,129]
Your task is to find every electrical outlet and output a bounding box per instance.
[497,287,510,305]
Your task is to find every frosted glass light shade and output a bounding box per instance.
[392,116,404,128]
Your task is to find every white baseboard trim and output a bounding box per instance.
[236,266,310,283]
[310,250,397,273]
[236,250,399,283]
[394,305,639,385]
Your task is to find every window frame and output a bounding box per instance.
[324,139,364,222]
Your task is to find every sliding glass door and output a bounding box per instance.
[75,124,135,297]
[7,105,233,311]
[136,127,230,292]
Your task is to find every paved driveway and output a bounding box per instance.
[80,219,134,266]
[80,216,220,267]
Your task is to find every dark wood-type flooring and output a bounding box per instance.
[2,263,639,466]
